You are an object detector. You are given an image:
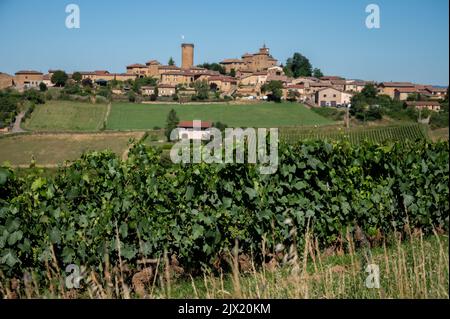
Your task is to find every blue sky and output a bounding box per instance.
[0,0,448,85]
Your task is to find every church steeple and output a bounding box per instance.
[259,44,269,55]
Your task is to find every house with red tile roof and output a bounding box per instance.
[14,70,43,88]
[378,82,415,98]
[394,87,420,100]
[405,101,441,111]
[176,120,212,140]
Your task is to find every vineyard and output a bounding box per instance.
[280,124,429,144]
[0,138,448,291]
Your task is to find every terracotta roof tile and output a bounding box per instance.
[221,59,244,64]
[406,101,440,106]
[395,88,418,93]
[15,70,43,75]
[379,82,415,87]
[126,63,147,68]
[178,121,212,128]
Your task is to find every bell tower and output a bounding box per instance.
[181,43,194,69]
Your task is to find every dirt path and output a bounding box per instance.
[11,112,26,133]
[104,102,111,126]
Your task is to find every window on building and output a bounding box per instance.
[323,94,327,97]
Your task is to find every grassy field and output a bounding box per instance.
[106,102,334,130]
[0,132,144,167]
[430,127,449,142]
[23,100,107,131]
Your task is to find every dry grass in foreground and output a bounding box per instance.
[0,230,448,299]
[0,132,144,167]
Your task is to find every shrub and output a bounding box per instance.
[94,95,108,104]
[430,110,449,129]
[128,91,136,103]
[311,107,345,121]
[62,83,82,95]
[213,121,228,132]
[97,87,111,99]
[161,143,173,150]
[23,89,45,104]
[59,92,70,100]
[0,91,19,127]
[82,78,93,88]
[39,82,47,92]
[72,72,82,83]
[23,103,35,120]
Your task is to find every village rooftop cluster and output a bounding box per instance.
[0,43,447,111]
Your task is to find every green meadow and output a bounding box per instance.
[106,102,334,130]
[23,100,107,131]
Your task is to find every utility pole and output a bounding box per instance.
[346,104,351,128]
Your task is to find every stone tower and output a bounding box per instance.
[181,43,194,69]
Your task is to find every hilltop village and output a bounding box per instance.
[0,43,447,109]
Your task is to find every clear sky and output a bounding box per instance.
[0,0,448,85]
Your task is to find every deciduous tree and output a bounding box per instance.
[261,80,283,102]
[197,63,226,75]
[194,80,209,100]
[284,53,312,78]
[312,68,324,78]
[165,108,179,141]
[39,82,47,92]
[51,70,68,87]
[72,72,82,82]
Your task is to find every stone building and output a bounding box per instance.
[207,75,237,94]
[0,72,14,89]
[378,82,415,99]
[77,71,135,82]
[114,73,137,81]
[405,101,441,112]
[158,84,176,97]
[126,63,148,77]
[220,45,278,73]
[315,87,353,107]
[14,70,43,88]
[145,60,161,77]
[345,80,372,92]
[220,59,247,74]
[240,72,268,87]
[160,70,195,86]
[140,86,155,96]
[394,87,419,101]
